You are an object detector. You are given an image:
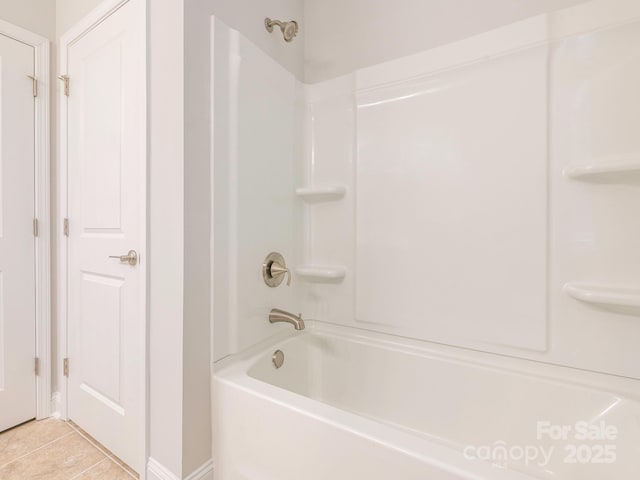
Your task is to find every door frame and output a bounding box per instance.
[57,0,147,475]
[0,19,51,421]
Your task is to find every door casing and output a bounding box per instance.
[0,19,51,422]
[57,0,147,475]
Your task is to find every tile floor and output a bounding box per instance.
[0,418,138,479]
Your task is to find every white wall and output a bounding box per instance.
[303,0,588,82]
[148,0,185,476]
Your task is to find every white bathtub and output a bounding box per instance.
[212,322,640,479]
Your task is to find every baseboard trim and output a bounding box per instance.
[146,458,213,480]
[147,458,180,480]
[185,459,214,480]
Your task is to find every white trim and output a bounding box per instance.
[57,0,148,477]
[146,458,213,480]
[185,460,214,480]
[0,19,50,46]
[57,13,69,423]
[146,458,180,480]
[0,20,52,421]
[355,0,640,92]
[33,29,51,424]
[58,0,131,47]
[355,15,548,92]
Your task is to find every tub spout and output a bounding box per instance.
[269,308,305,330]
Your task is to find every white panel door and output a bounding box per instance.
[65,0,145,472]
[0,34,36,432]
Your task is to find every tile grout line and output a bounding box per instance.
[69,457,109,480]
[0,430,76,469]
[66,422,114,459]
[66,422,138,479]
[70,456,137,480]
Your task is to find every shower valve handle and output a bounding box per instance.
[269,262,291,287]
[263,252,291,288]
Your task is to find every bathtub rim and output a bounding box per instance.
[214,320,640,401]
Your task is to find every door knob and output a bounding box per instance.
[109,250,138,266]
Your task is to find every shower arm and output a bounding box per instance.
[265,18,286,31]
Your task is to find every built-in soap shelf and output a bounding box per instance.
[564,157,640,181]
[296,185,346,203]
[564,282,640,315]
[295,265,346,283]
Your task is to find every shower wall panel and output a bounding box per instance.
[299,2,640,378]
[212,18,302,360]
[356,45,548,352]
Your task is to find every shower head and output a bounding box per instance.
[282,21,299,41]
[265,17,299,42]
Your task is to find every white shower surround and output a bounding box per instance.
[212,1,640,477]
[298,0,640,379]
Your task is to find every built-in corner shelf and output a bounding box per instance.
[295,265,346,283]
[295,185,346,203]
[564,158,640,181]
[564,282,640,315]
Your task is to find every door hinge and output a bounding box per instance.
[33,218,39,237]
[63,218,69,237]
[57,74,70,96]
[63,358,69,377]
[27,75,38,97]
[35,357,40,376]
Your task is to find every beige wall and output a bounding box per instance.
[207,0,304,79]
[303,0,589,82]
[0,0,55,38]
[55,0,103,37]
[0,0,104,40]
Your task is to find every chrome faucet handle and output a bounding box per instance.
[263,252,291,287]
[269,262,291,286]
